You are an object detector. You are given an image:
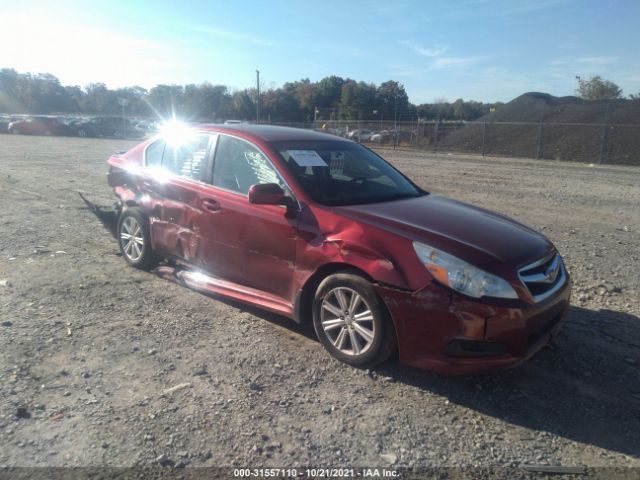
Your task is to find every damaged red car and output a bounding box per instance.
[106,124,571,374]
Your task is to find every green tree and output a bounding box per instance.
[313,76,344,111]
[146,84,185,118]
[0,69,25,112]
[375,80,409,120]
[293,79,316,120]
[576,76,622,100]
[262,86,302,122]
[230,90,255,120]
[339,80,376,120]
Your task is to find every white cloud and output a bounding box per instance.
[431,56,484,69]
[577,56,620,65]
[190,26,279,47]
[400,41,483,70]
[401,42,448,58]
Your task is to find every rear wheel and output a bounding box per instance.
[10,128,20,135]
[117,208,158,270]
[312,272,396,368]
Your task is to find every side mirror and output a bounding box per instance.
[248,183,287,205]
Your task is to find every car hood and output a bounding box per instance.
[333,194,553,271]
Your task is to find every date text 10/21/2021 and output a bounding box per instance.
[232,468,400,478]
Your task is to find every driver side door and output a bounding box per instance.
[198,134,299,302]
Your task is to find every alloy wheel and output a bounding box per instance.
[320,287,376,356]
[120,216,144,262]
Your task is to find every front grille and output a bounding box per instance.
[518,253,566,302]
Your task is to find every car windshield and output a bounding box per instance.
[272,140,426,206]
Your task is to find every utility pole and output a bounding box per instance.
[256,69,260,124]
[393,93,398,150]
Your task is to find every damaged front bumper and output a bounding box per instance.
[376,277,571,375]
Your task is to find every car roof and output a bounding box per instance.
[196,124,351,143]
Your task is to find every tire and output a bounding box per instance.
[44,130,53,136]
[312,272,397,368]
[117,208,158,270]
[10,128,20,135]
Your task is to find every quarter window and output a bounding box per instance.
[212,135,284,195]
[145,140,165,168]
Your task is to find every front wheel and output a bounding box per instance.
[117,208,158,270]
[312,272,397,368]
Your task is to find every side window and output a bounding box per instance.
[162,134,211,181]
[212,135,284,195]
[145,140,165,168]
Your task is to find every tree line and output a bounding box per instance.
[0,68,504,123]
[3,68,632,123]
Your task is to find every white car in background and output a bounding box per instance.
[370,130,391,143]
[347,129,373,141]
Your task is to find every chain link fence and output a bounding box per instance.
[274,119,640,166]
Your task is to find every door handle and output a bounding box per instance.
[202,198,221,212]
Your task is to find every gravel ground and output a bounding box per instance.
[0,135,639,473]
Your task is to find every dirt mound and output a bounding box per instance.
[439,92,640,165]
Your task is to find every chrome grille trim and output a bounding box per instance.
[518,253,567,302]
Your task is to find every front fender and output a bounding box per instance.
[294,205,432,293]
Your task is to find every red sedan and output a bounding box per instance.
[8,116,70,136]
[106,124,570,374]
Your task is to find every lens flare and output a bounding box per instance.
[159,119,193,147]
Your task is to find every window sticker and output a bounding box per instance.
[287,150,328,167]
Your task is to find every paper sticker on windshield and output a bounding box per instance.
[287,150,327,167]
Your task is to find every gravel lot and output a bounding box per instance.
[0,135,639,473]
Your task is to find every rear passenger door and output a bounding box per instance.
[142,133,217,266]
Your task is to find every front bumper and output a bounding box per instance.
[376,276,571,375]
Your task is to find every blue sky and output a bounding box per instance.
[1,0,639,103]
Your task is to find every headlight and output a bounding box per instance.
[412,242,518,299]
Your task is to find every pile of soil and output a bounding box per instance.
[438,92,640,165]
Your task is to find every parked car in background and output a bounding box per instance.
[131,119,158,138]
[370,130,391,143]
[70,116,132,138]
[106,124,570,374]
[347,129,373,141]
[324,127,348,137]
[8,116,71,136]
